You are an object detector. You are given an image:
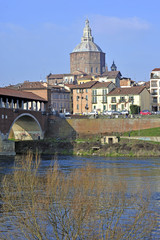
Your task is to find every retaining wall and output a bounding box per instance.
[47,117,160,139]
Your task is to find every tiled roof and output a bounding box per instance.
[152,68,160,71]
[107,86,146,96]
[72,81,97,89]
[101,71,122,78]
[92,81,112,88]
[6,81,47,90]
[0,88,47,101]
[72,70,87,75]
[72,81,113,89]
[64,84,76,89]
[47,74,64,79]
[144,81,150,89]
[51,85,70,93]
[77,75,94,80]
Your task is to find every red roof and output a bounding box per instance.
[72,81,113,89]
[152,68,160,71]
[92,81,112,88]
[108,86,146,96]
[0,88,47,101]
[101,71,121,78]
[72,81,98,89]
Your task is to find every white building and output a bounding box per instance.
[150,68,160,112]
[107,86,150,112]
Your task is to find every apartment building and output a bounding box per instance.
[107,86,150,112]
[72,81,116,114]
[150,68,160,112]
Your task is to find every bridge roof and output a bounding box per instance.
[0,88,47,102]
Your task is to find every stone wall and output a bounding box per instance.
[0,135,15,156]
[47,117,160,139]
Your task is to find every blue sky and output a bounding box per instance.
[0,0,160,86]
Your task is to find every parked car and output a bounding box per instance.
[88,111,98,116]
[103,110,121,115]
[112,111,122,115]
[65,112,71,118]
[154,111,160,115]
[121,110,129,115]
[140,110,151,115]
[103,110,113,115]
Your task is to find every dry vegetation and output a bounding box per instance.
[0,152,157,239]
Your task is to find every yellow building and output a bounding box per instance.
[107,86,150,112]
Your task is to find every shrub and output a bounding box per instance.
[1,152,156,239]
[130,104,140,114]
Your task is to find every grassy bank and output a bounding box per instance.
[15,137,160,157]
[122,127,160,137]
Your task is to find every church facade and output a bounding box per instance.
[70,19,106,75]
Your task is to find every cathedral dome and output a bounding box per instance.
[72,19,103,53]
[72,41,102,52]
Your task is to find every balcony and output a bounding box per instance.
[151,74,160,79]
[151,84,158,88]
[151,92,158,95]
[111,100,116,103]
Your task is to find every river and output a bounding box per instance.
[0,155,160,239]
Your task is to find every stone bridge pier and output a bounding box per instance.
[0,109,47,156]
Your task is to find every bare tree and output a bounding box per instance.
[1,152,157,239]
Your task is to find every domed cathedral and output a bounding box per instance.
[70,19,106,75]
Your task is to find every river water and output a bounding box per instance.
[0,155,160,239]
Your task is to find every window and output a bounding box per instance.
[77,104,79,110]
[91,67,93,73]
[92,89,97,95]
[85,67,87,73]
[129,96,134,103]
[111,97,116,103]
[102,89,107,95]
[92,96,97,104]
[153,97,157,103]
[102,96,107,103]
[111,105,116,111]
[86,89,88,93]
[96,67,98,73]
[151,81,157,87]
[93,105,96,110]
[86,95,88,101]
[103,105,106,111]
[85,103,88,110]
[77,96,79,101]
[76,89,79,93]
[120,97,125,103]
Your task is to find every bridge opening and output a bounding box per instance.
[8,114,43,140]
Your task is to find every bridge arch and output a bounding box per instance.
[8,113,44,140]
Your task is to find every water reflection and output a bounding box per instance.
[0,155,160,239]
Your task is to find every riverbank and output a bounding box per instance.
[15,138,160,157]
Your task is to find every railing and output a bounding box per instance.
[150,75,160,79]
[151,84,158,88]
